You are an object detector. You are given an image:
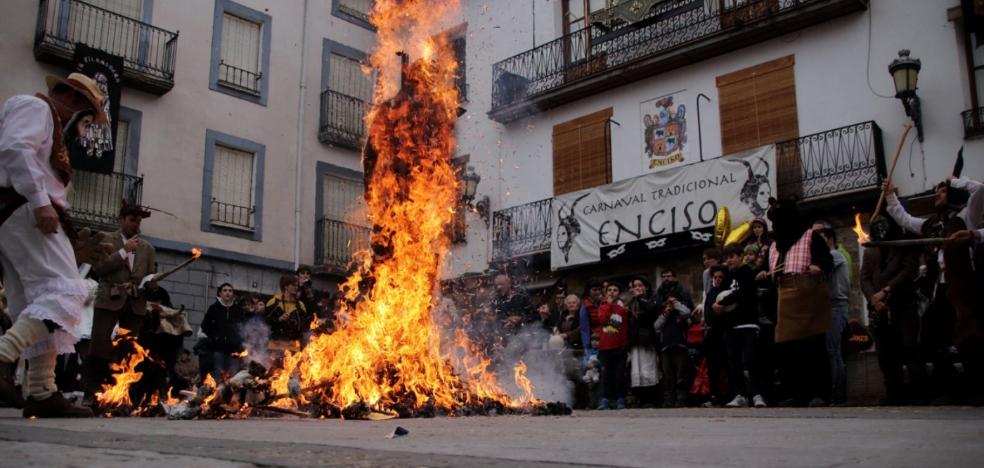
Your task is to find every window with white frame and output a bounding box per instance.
[320,44,373,149]
[210,145,256,231]
[317,172,370,268]
[210,0,270,105]
[219,13,262,94]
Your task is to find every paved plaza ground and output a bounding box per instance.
[1,406,982,467]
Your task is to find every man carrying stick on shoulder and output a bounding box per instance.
[0,73,106,417]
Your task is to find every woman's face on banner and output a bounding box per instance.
[756,182,772,211]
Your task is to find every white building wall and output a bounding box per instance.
[447,0,984,278]
[0,0,374,273]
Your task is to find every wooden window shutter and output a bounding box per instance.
[553,107,613,195]
[717,55,798,155]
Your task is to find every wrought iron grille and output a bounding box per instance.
[67,170,143,229]
[319,90,367,150]
[491,0,823,111]
[492,198,553,261]
[776,121,886,201]
[210,199,255,231]
[962,107,984,139]
[35,0,178,92]
[316,217,371,270]
[218,61,262,95]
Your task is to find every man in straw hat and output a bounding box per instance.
[0,72,108,417]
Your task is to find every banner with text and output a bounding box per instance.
[551,145,775,270]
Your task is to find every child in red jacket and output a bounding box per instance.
[597,282,628,410]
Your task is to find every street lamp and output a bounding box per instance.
[888,49,923,142]
[459,166,490,226]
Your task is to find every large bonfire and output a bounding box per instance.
[96,0,561,419]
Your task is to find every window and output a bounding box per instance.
[320,40,372,148]
[67,0,150,64]
[552,107,613,195]
[450,155,469,244]
[562,0,606,36]
[333,0,375,31]
[67,106,142,226]
[956,3,984,137]
[716,55,798,154]
[209,0,271,105]
[202,129,265,240]
[452,34,467,101]
[315,163,370,269]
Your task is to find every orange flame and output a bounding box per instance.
[268,0,535,413]
[191,248,202,259]
[232,350,248,359]
[96,329,152,408]
[511,361,540,406]
[853,213,870,244]
[201,374,219,409]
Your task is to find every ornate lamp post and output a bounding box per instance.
[888,49,923,142]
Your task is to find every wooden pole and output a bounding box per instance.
[871,122,913,223]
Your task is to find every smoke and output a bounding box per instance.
[238,317,272,369]
[493,325,574,406]
[434,295,574,406]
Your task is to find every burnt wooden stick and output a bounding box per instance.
[871,122,913,223]
[255,405,312,418]
[862,237,945,248]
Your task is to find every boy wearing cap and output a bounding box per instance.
[0,72,108,417]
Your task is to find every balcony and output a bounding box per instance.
[67,170,143,230]
[776,121,886,203]
[316,217,371,273]
[319,90,368,150]
[489,0,867,123]
[34,0,178,95]
[209,200,255,232]
[962,107,984,139]
[491,198,553,262]
[217,61,262,96]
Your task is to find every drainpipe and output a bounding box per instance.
[292,0,310,272]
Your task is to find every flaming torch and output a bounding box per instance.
[142,248,202,288]
[853,213,870,245]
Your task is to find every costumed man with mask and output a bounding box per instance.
[765,196,833,407]
[0,73,106,417]
[860,215,921,405]
[82,202,155,406]
[883,174,984,401]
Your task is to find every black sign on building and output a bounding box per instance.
[70,43,124,174]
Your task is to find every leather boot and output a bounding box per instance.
[23,392,94,418]
[0,361,25,409]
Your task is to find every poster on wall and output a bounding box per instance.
[551,145,775,270]
[640,90,690,173]
[71,43,124,174]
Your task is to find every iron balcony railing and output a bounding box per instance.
[492,198,553,261]
[962,107,984,139]
[210,199,255,231]
[776,121,886,202]
[316,217,371,271]
[67,170,143,229]
[337,0,372,23]
[217,61,262,96]
[490,0,864,120]
[34,0,178,95]
[319,89,368,150]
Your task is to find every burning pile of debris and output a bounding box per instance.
[91,0,572,421]
[96,354,570,420]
